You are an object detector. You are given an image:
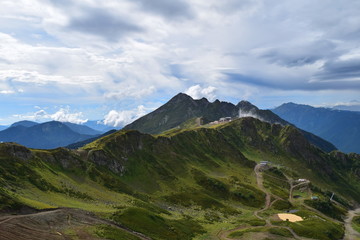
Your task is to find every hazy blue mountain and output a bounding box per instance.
[66,129,117,149]
[10,120,39,128]
[123,93,336,152]
[83,120,116,132]
[273,102,360,153]
[332,104,360,112]
[63,122,101,135]
[0,121,98,149]
[0,125,8,131]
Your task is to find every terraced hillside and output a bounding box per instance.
[0,117,359,240]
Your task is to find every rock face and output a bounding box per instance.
[123,93,336,152]
[0,143,33,161]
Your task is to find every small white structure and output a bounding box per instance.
[297,179,307,182]
[219,117,232,122]
[260,161,270,165]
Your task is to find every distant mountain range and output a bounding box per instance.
[0,121,102,149]
[0,125,8,131]
[83,120,116,132]
[66,129,117,149]
[124,93,336,152]
[273,103,360,153]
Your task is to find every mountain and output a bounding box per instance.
[0,121,98,149]
[83,120,116,132]
[0,117,359,239]
[332,101,360,111]
[123,93,238,134]
[0,125,8,131]
[10,120,39,128]
[124,93,336,152]
[273,102,360,153]
[9,120,102,135]
[63,122,102,135]
[66,129,117,149]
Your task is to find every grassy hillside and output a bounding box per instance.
[0,117,359,239]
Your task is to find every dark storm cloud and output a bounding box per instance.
[211,0,259,14]
[133,0,194,19]
[47,0,72,7]
[68,8,143,41]
[223,73,308,90]
[225,68,360,91]
[259,40,338,67]
[315,58,360,81]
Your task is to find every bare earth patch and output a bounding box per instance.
[277,213,303,222]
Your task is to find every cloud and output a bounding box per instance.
[257,40,338,67]
[0,90,15,94]
[1,0,360,120]
[67,8,143,42]
[238,108,265,122]
[314,58,360,81]
[50,108,88,124]
[133,0,194,19]
[103,105,150,127]
[13,107,88,124]
[315,100,360,111]
[185,85,217,101]
[104,86,156,100]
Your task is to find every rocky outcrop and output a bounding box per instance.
[0,143,33,161]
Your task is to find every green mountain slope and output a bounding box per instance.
[123,93,336,152]
[0,117,359,239]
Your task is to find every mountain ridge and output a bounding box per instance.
[124,93,336,152]
[0,121,99,149]
[273,102,360,153]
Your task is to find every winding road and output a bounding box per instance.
[343,207,360,240]
[218,163,304,240]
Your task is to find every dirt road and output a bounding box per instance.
[0,208,151,240]
[218,164,302,240]
[343,207,360,240]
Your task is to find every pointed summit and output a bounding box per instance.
[123,93,336,152]
[123,92,238,134]
[236,100,259,111]
[169,93,194,103]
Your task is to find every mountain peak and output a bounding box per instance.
[170,93,193,102]
[237,100,259,111]
[11,120,38,128]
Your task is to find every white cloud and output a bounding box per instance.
[185,85,217,101]
[238,108,265,122]
[104,86,156,100]
[103,105,150,127]
[50,108,88,124]
[12,107,88,124]
[0,90,15,94]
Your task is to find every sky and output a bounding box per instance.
[0,0,360,126]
